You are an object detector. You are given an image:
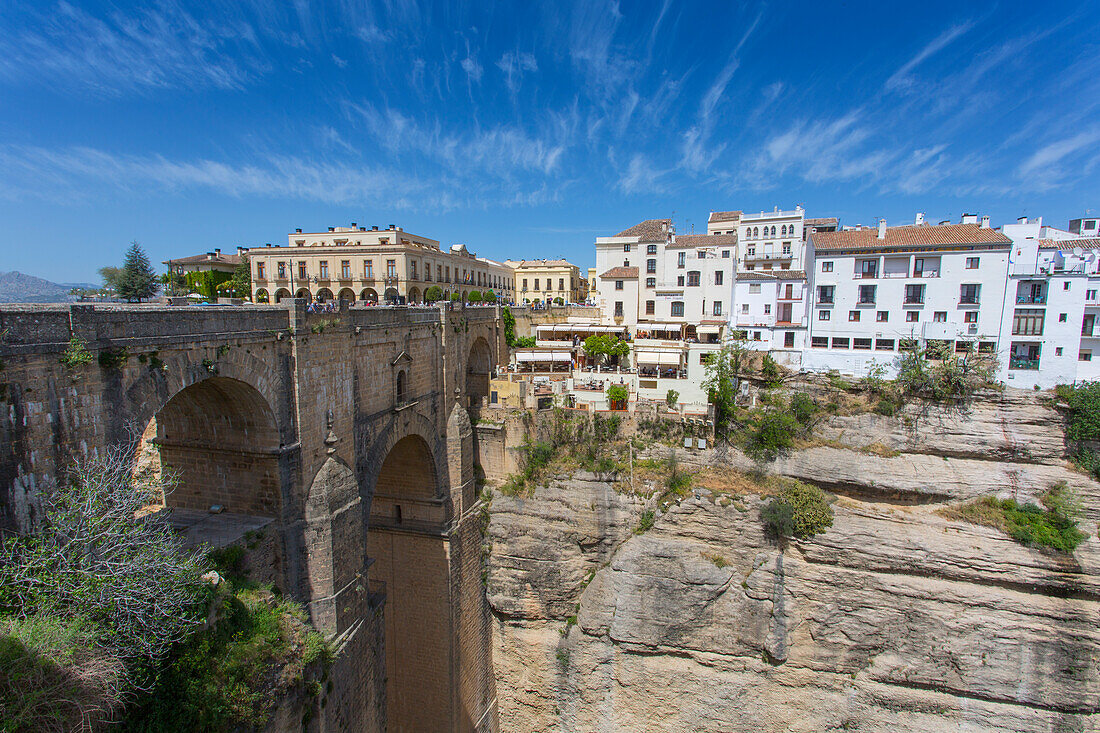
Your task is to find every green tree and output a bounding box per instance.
[582,334,630,366]
[227,255,252,299]
[424,285,443,303]
[483,289,496,302]
[606,383,629,406]
[702,342,745,438]
[666,389,679,408]
[760,354,782,387]
[743,409,799,463]
[98,266,122,293]
[761,480,833,540]
[450,292,461,302]
[116,242,158,302]
[1057,381,1100,440]
[468,290,482,303]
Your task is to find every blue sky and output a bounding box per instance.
[1,0,1098,283]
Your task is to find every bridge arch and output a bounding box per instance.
[466,335,492,405]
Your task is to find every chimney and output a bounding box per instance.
[296,228,302,233]
[265,243,272,248]
[877,219,886,240]
[915,212,925,226]
[206,251,216,260]
[359,227,366,231]
[238,246,246,255]
[980,215,990,229]
[351,222,357,229]
[388,224,396,230]
[961,213,978,224]
[372,225,379,231]
[1017,216,1028,225]
[328,226,335,232]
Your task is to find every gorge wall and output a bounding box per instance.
[484,391,1100,732]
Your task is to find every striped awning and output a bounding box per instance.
[516,350,572,362]
[636,351,682,366]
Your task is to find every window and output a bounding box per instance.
[1059,313,1068,322]
[782,243,791,255]
[741,303,749,313]
[671,301,684,317]
[858,284,876,304]
[1088,289,1097,300]
[687,271,701,286]
[256,261,265,279]
[753,331,762,341]
[614,301,624,317]
[933,311,947,322]
[559,278,565,291]
[522,278,528,290]
[615,280,623,290]
[1082,351,1093,362]
[877,311,889,322]
[534,278,540,290]
[722,250,730,258]
[811,336,828,348]
[341,260,350,279]
[906,311,918,322]
[904,284,925,304]
[848,310,860,321]
[647,244,657,255]
[832,337,849,349]
[960,284,980,305]
[298,262,307,279]
[386,259,396,278]
[1013,309,1044,335]
[624,244,631,252]
[853,338,872,350]
[1065,282,1071,290]
[677,275,685,286]
[277,261,286,279]
[784,332,795,348]
[646,300,655,315]
[319,261,329,279]
[966,257,980,269]
[753,227,759,237]
[623,259,630,267]
[698,251,706,259]
[713,301,723,316]
[817,285,834,304]
[745,264,754,271]
[860,259,878,278]
[964,311,978,323]
[821,261,833,272]
[646,277,656,288]
[913,258,924,277]
[677,252,686,268]
[764,304,771,315]
[1056,347,1064,356]
[714,271,724,285]
[819,310,830,321]
[747,246,756,256]
[647,259,657,273]
[875,339,895,351]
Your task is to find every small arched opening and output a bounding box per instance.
[315,287,334,302]
[337,287,355,303]
[274,288,292,302]
[361,288,378,304]
[466,336,492,406]
[295,288,312,302]
[407,286,421,304]
[254,288,269,303]
[384,287,399,304]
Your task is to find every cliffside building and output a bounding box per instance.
[505,258,588,304]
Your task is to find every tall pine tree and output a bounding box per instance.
[117,241,158,302]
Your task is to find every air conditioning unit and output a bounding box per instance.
[968,324,978,334]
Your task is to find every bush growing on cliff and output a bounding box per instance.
[895,344,997,401]
[742,409,799,463]
[941,486,1087,553]
[761,480,833,540]
[1056,381,1100,441]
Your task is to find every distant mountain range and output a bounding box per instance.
[0,271,92,303]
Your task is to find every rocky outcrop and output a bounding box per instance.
[487,394,1100,732]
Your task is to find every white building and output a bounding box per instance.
[731,207,809,363]
[999,217,1100,388]
[803,216,1011,375]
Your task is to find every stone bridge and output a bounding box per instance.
[0,300,506,732]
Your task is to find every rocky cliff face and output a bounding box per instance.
[486,394,1100,732]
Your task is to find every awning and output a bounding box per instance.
[536,324,621,333]
[636,351,682,366]
[697,325,722,335]
[516,350,572,362]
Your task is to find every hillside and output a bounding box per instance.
[0,271,78,303]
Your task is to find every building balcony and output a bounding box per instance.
[856,299,876,306]
[1010,357,1040,370]
[743,251,793,261]
[1016,295,1047,304]
[958,297,980,306]
[903,298,924,306]
[817,298,834,306]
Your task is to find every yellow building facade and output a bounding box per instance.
[505,259,588,304]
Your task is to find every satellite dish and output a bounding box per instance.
[1074,247,1084,256]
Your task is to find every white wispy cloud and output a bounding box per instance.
[0,144,559,212]
[1018,128,1100,182]
[885,21,974,91]
[497,51,538,94]
[0,2,265,95]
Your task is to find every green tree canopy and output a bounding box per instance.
[424,285,443,303]
[98,266,122,292]
[703,340,746,438]
[582,334,630,364]
[116,242,158,302]
[483,289,496,302]
[468,290,482,303]
[227,254,252,300]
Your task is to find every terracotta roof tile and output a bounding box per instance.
[599,266,639,279]
[811,223,1010,252]
[708,210,742,223]
[668,233,737,249]
[504,259,578,268]
[1038,238,1100,250]
[614,219,671,241]
[805,217,839,228]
